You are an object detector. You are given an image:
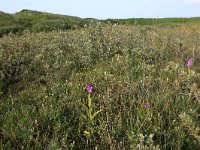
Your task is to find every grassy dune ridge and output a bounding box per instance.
[1,9,200,36]
[0,10,200,149]
[0,9,83,37]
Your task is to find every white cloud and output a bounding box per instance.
[184,0,200,4]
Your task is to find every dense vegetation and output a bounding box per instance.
[0,10,200,149]
[106,17,200,26]
[1,9,200,37]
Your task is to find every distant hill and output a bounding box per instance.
[0,9,91,37]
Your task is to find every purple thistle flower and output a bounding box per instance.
[187,58,193,68]
[144,101,150,108]
[86,83,93,93]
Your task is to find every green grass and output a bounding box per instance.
[0,12,200,149]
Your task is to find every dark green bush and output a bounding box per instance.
[32,20,73,32]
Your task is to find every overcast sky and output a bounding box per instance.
[0,0,200,19]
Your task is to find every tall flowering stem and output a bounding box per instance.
[187,58,193,68]
[81,83,102,125]
[187,58,193,75]
[87,83,94,94]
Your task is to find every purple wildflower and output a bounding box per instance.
[86,83,93,93]
[187,58,193,68]
[144,101,150,108]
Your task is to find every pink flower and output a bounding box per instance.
[86,83,93,93]
[187,58,193,68]
[144,101,150,108]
